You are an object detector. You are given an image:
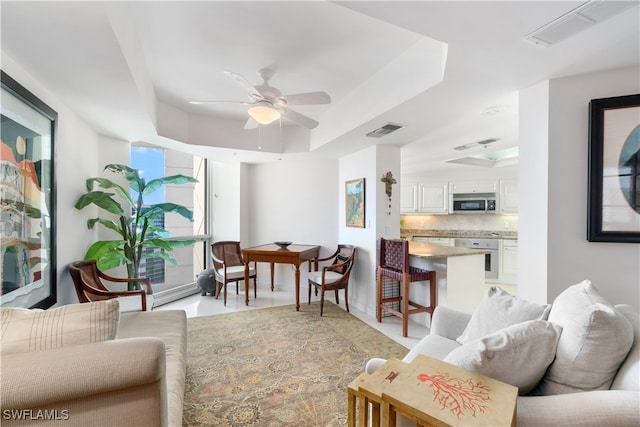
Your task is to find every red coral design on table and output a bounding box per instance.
[417,372,491,419]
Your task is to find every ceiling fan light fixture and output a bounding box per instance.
[248,101,280,125]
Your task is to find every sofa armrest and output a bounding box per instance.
[517,391,640,427]
[365,357,388,374]
[430,305,471,340]
[1,338,168,427]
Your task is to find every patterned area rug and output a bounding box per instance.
[183,301,408,427]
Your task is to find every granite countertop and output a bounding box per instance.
[408,241,490,259]
[401,229,518,241]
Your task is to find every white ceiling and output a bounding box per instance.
[2,1,638,174]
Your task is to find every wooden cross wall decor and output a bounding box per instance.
[381,171,397,215]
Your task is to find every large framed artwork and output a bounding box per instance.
[1,71,57,308]
[345,178,365,228]
[587,94,640,243]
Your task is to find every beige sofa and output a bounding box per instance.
[367,281,640,426]
[1,301,187,427]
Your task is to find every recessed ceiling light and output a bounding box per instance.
[454,138,499,151]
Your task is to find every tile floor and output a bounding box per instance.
[156,284,429,350]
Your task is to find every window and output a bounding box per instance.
[131,146,208,292]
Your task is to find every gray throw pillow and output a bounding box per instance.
[456,286,551,344]
[445,320,562,395]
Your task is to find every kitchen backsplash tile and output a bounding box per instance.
[402,228,518,239]
[401,214,518,237]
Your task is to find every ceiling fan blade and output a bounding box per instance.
[243,117,258,130]
[279,107,319,129]
[189,100,251,105]
[224,70,263,102]
[282,91,331,105]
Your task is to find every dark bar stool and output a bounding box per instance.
[376,237,437,337]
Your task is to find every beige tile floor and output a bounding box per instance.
[156,284,429,350]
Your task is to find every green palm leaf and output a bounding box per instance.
[75,191,125,216]
[86,177,134,208]
[143,203,194,221]
[87,218,123,235]
[104,164,145,193]
[143,175,198,196]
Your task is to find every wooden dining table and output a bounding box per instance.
[241,243,321,310]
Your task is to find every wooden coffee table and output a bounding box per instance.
[349,355,518,427]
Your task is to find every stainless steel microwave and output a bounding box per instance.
[450,196,496,213]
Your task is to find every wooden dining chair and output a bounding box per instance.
[377,238,436,337]
[308,244,356,316]
[69,260,153,311]
[210,241,257,305]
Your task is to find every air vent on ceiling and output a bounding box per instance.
[454,138,499,151]
[523,0,637,47]
[366,123,405,138]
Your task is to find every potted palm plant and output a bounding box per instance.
[75,164,198,289]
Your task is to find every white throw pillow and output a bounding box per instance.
[0,299,120,355]
[610,304,640,391]
[456,287,551,344]
[534,280,634,395]
[444,320,562,395]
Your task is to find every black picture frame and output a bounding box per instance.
[1,70,57,308]
[587,93,640,243]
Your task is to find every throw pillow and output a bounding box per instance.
[332,253,350,274]
[444,320,562,395]
[610,304,639,391]
[534,280,634,395]
[456,286,552,344]
[0,299,120,355]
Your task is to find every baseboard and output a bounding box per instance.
[153,282,200,307]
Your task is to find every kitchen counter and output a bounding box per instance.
[405,241,487,317]
[401,228,517,241]
[408,241,490,258]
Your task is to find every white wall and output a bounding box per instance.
[404,164,518,182]
[211,161,243,243]
[547,66,640,308]
[247,158,339,288]
[339,144,401,316]
[518,81,550,304]
[520,66,640,309]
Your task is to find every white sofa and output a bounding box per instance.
[1,300,187,427]
[366,281,639,426]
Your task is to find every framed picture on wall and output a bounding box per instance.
[587,93,640,243]
[1,70,58,308]
[345,178,365,228]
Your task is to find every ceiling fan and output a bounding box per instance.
[190,68,331,129]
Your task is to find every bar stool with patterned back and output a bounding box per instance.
[376,237,437,337]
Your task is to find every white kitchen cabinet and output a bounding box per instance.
[499,180,518,214]
[400,183,419,212]
[401,181,449,214]
[449,180,498,194]
[499,239,518,283]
